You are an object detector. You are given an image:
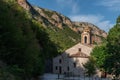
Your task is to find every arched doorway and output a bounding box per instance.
[84,36,87,44]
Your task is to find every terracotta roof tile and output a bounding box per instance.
[69,51,89,58]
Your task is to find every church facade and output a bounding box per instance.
[53,27,95,76]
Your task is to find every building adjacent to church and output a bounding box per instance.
[53,26,95,76]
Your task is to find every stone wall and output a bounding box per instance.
[53,43,93,76]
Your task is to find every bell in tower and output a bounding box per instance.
[81,26,92,45]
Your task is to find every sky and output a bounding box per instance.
[27,0,120,32]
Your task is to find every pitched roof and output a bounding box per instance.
[65,43,93,56]
[69,51,90,58]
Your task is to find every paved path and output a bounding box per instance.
[40,73,111,80]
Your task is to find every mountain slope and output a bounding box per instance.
[18,0,107,52]
[33,6,107,37]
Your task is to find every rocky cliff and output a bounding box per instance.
[17,0,107,44]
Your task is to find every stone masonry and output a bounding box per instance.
[53,26,94,76]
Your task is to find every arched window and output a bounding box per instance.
[59,59,61,63]
[84,36,87,43]
[67,66,69,71]
[73,63,76,68]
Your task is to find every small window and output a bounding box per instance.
[73,63,76,68]
[55,66,58,70]
[64,72,66,75]
[67,66,69,71]
[79,48,81,52]
[59,59,62,63]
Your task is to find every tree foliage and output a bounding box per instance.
[91,16,120,78]
[0,0,42,79]
[83,57,96,77]
[0,0,59,79]
[104,16,120,77]
[45,26,80,52]
[91,44,108,68]
[116,16,120,24]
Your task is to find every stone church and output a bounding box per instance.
[53,26,94,76]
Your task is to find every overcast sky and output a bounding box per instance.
[28,0,120,32]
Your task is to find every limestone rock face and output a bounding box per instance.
[17,0,30,10]
[52,13,62,23]
[17,0,107,44]
[73,22,107,37]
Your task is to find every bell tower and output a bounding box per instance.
[81,26,92,45]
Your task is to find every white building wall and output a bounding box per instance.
[65,43,92,56]
[53,43,93,76]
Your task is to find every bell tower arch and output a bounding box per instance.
[81,26,92,45]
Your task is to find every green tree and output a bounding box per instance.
[83,57,96,79]
[0,0,60,79]
[0,0,43,79]
[116,15,120,24]
[104,16,120,79]
[91,44,108,68]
